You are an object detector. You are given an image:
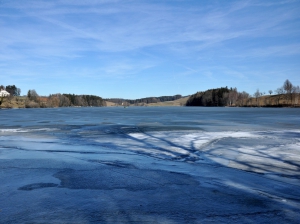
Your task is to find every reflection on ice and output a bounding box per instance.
[1,107,300,223]
[1,124,299,183]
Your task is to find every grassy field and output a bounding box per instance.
[0,96,26,108]
[146,96,189,106]
[107,94,299,107]
[105,101,116,106]
[105,96,189,107]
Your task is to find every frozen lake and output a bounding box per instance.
[1,107,300,223]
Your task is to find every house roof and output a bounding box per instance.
[0,90,10,97]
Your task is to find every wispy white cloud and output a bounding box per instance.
[1,0,299,97]
[2,0,299,56]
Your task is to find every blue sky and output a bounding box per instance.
[1,0,300,99]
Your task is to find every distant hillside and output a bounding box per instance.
[105,101,115,106]
[147,96,189,106]
[186,87,300,107]
[0,94,106,108]
[105,94,182,106]
[1,79,299,108]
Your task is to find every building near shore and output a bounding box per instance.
[0,90,10,97]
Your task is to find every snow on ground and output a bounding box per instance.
[126,130,300,184]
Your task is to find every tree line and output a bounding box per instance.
[106,94,182,106]
[0,85,21,106]
[0,85,21,96]
[25,90,106,108]
[1,79,299,108]
[186,79,300,107]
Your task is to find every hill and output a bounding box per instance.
[147,96,189,106]
[0,96,26,108]
[105,96,189,107]
[186,87,300,107]
[105,94,182,106]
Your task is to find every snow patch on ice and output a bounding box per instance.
[129,133,148,140]
[0,128,58,133]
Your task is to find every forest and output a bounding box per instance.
[186,80,300,107]
[0,80,299,108]
[105,95,182,106]
[28,92,107,108]
[0,88,106,108]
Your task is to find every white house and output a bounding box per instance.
[0,90,10,97]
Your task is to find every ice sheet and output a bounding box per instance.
[1,107,300,223]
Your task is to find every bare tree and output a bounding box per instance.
[237,91,249,106]
[228,88,238,106]
[275,87,284,94]
[16,88,21,96]
[254,89,261,106]
[60,95,70,107]
[28,89,39,102]
[268,90,273,95]
[49,96,60,107]
[283,79,293,93]
[75,96,85,106]
[292,85,300,106]
[283,79,293,105]
[243,91,250,106]
[222,92,229,106]
[48,94,68,107]
[275,87,284,106]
